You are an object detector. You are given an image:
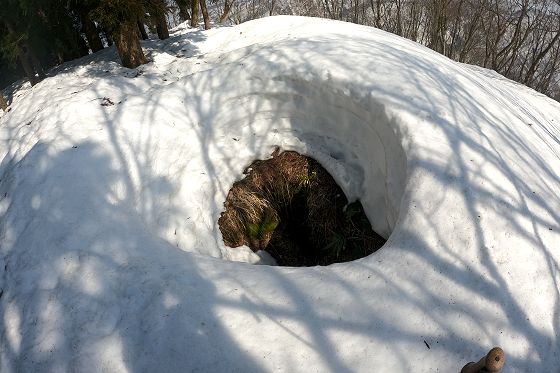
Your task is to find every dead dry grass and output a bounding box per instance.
[218,149,385,266]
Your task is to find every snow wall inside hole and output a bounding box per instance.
[207,75,409,260]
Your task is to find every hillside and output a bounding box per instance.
[1,16,559,372]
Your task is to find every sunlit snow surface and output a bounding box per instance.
[1,16,559,372]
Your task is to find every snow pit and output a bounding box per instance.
[218,149,387,266]
[211,76,408,265]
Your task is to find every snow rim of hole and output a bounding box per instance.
[177,69,410,266]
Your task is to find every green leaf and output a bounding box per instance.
[247,213,279,239]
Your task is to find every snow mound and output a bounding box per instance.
[1,16,559,372]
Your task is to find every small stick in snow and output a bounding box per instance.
[100,97,114,106]
[461,347,505,373]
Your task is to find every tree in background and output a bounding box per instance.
[69,0,105,52]
[1,1,46,85]
[82,11,104,52]
[0,0,558,100]
[200,0,210,30]
[149,0,170,39]
[190,0,210,29]
[0,0,105,85]
[176,0,192,21]
[92,0,147,68]
[0,93,8,111]
[0,0,180,85]
[191,0,200,27]
[218,0,560,101]
[219,0,235,23]
[137,19,149,40]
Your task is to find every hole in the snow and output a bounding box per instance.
[218,149,386,266]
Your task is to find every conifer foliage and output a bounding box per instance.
[0,0,176,87]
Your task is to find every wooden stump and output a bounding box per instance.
[461,347,505,373]
[0,94,8,112]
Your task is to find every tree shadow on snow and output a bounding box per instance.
[166,34,559,371]
[0,141,262,372]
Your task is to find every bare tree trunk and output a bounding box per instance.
[178,1,191,21]
[537,43,560,93]
[493,0,529,70]
[75,28,91,57]
[82,12,104,52]
[114,22,147,68]
[524,30,560,86]
[20,55,39,85]
[101,27,113,46]
[407,0,421,41]
[0,94,7,112]
[324,0,335,19]
[191,0,200,27]
[446,0,463,59]
[200,0,210,29]
[152,0,170,39]
[370,0,381,28]
[137,20,148,40]
[428,0,447,54]
[17,47,39,84]
[220,0,234,23]
[395,0,403,36]
[28,48,45,80]
[458,3,483,63]
[155,16,170,39]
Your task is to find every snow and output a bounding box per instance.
[1,16,559,372]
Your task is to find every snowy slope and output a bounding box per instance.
[1,16,559,372]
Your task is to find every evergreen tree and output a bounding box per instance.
[0,0,97,85]
[0,2,45,85]
[175,0,191,22]
[150,0,169,40]
[69,0,105,52]
[137,19,149,40]
[40,2,89,63]
[92,0,148,68]
[81,11,104,52]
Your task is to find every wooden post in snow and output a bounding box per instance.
[461,347,505,373]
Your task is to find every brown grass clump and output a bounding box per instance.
[218,149,385,266]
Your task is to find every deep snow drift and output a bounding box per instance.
[1,16,559,372]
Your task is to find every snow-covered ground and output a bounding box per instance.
[1,16,559,372]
